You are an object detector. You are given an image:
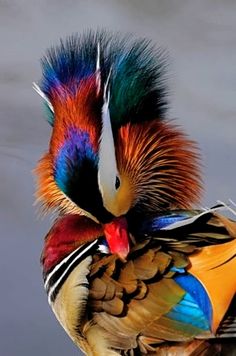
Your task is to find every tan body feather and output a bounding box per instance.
[49,213,236,355]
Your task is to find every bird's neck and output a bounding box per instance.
[41,215,103,274]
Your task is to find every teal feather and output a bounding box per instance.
[43,102,54,126]
[167,273,212,331]
[109,38,168,127]
[166,293,210,331]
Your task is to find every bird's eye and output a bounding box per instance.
[115,176,120,190]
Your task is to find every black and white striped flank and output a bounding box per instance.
[44,240,99,304]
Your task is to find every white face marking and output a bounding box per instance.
[98,72,120,210]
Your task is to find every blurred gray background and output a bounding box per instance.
[0,1,235,355]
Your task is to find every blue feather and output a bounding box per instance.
[166,273,212,331]
[55,128,97,193]
[166,292,210,331]
[136,214,189,233]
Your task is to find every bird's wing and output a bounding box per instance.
[46,209,236,355]
[84,209,236,354]
[88,249,212,353]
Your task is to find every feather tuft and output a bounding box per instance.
[39,30,168,127]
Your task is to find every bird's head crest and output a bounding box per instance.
[34,30,201,225]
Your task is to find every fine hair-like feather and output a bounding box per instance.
[39,30,168,128]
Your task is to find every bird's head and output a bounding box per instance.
[35,32,201,259]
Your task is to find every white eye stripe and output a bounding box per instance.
[98,72,119,206]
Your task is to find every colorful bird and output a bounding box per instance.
[34,31,236,355]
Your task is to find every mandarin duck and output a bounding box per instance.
[34,31,236,355]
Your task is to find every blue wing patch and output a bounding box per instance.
[166,273,212,331]
[136,214,189,234]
